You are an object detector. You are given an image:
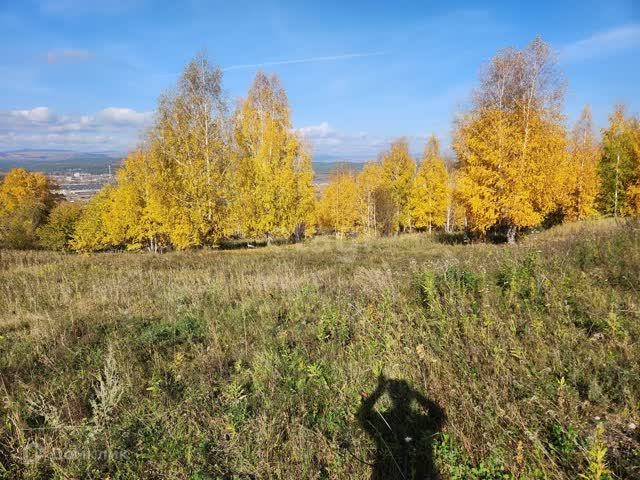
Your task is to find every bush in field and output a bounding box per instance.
[0,202,44,249]
[0,168,59,249]
[37,202,83,251]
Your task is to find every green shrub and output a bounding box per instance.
[497,251,547,307]
[37,202,83,251]
[419,265,483,311]
[547,422,581,468]
[316,306,352,345]
[434,433,513,480]
[138,314,207,348]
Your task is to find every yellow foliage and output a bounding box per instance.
[37,201,83,251]
[232,72,316,241]
[446,170,467,232]
[148,54,231,249]
[626,184,640,215]
[564,106,600,221]
[409,135,449,232]
[379,138,416,232]
[0,168,59,248]
[357,162,395,236]
[317,170,362,235]
[0,168,57,216]
[624,121,640,216]
[454,37,567,240]
[71,187,114,252]
[598,105,640,216]
[70,58,319,251]
[71,148,169,252]
[579,424,611,480]
[105,149,167,251]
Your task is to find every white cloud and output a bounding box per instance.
[296,121,452,161]
[10,107,55,123]
[561,24,640,63]
[97,107,152,125]
[296,121,333,138]
[296,121,391,160]
[1,111,437,159]
[0,106,152,151]
[45,48,94,64]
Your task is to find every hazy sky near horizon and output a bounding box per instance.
[0,0,639,159]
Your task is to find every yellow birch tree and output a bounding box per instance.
[564,106,600,221]
[0,168,59,248]
[379,138,416,233]
[71,187,114,252]
[624,119,640,215]
[409,135,449,233]
[454,37,567,242]
[149,53,231,249]
[232,72,316,242]
[357,162,395,236]
[102,148,167,251]
[317,170,362,236]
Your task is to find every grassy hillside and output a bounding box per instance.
[0,219,638,479]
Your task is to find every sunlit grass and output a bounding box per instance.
[0,219,638,479]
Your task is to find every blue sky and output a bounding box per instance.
[0,0,639,160]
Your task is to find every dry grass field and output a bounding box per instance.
[1,219,639,479]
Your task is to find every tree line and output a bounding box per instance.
[317,38,639,243]
[1,38,639,252]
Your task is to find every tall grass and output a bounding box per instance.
[0,219,638,479]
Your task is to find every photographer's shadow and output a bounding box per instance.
[357,375,446,480]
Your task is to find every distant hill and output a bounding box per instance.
[314,153,373,163]
[0,150,124,175]
[313,161,365,186]
[0,149,365,184]
[0,149,123,162]
[0,150,368,164]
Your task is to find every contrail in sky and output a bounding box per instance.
[154,51,387,78]
[222,51,387,71]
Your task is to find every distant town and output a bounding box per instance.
[0,149,121,201]
[49,170,116,201]
[0,149,365,200]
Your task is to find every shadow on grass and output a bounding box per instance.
[434,231,470,245]
[357,375,446,480]
[217,237,291,250]
[434,229,522,245]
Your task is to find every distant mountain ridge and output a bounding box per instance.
[0,149,124,162]
[0,150,124,176]
[0,149,366,182]
[0,150,372,164]
[314,153,371,163]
